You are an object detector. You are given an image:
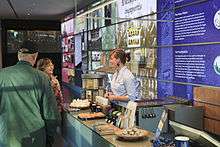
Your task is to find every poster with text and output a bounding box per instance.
[174,0,220,44]
[117,0,156,19]
[174,44,220,86]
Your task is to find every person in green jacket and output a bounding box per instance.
[0,40,61,147]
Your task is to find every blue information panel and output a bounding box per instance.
[157,0,220,99]
[174,0,220,44]
[172,0,220,99]
[174,44,220,86]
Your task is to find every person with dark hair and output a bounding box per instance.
[36,58,64,112]
[104,48,140,106]
[0,40,61,147]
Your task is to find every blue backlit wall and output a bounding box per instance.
[157,0,220,100]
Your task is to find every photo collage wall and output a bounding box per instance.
[62,0,220,101]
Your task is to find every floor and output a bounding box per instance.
[52,86,72,147]
[53,133,65,147]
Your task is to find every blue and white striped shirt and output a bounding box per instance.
[111,66,140,105]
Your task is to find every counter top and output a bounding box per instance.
[66,109,153,147]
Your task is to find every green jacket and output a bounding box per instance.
[0,61,61,147]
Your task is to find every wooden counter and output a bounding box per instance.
[63,110,153,147]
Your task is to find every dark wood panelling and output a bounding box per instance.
[194,87,220,135]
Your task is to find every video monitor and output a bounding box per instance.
[7,30,61,53]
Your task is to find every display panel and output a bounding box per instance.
[117,0,156,19]
[75,16,86,34]
[61,17,75,83]
[174,44,220,86]
[87,8,104,30]
[101,25,116,50]
[172,0,220,99]
[7,30,61,53]
[88,29,102,50]
[61,18,74,37]
[89,51,102,70]
[174,0,220,44]
[63,52,74,68]
[157,0,220,100]
[157,0,175,98]
[116,17,157,49]
[62,36,74,52]
[74,34,82,66]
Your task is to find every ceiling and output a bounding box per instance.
[0,0,98,20]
